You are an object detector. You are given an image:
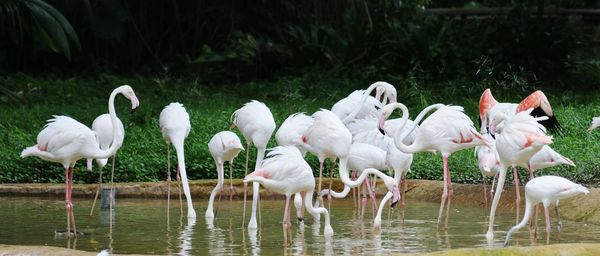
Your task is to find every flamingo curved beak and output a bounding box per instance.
[378,114,386,135]
[130,95,140,113]
[390,186,401,207]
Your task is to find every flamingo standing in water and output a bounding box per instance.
[205,131,244,221]
[503,175,589,246]
[87,113,124,216]
[485,109,553,241]
[378,103,489,229]
[231,100,276,230]
[159,102,196,218]
[21,85,139,237]
[243,146,334,236]
[475,133,501,204]
[275,112,314,221]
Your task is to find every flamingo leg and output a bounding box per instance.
[555,205,562,232]
[109,155,116,234]
[351,171,358,208]
[229,161,235,201]
[64,166,71,238]
[400,171,407,207]
[177,165,183,215]
[437,156,449,229]
[317,160,324,200]
[89,164,104,216]
[166,144,171,216]
[68,166,77,237]
[513,166,521,225]
[528,164,538,236]
[445,160,453,229]
[483,177,488,205]
[283,195,291,229]
[360,181,368,220]
[241,143,250,227]
[544,206,551,244]
[365,176,378,216]
[327,160,335,211]
[217,163,224,208]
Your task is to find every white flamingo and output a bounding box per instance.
[159,102,196,218]
[231,100,276,230]
[205,131,244,221]
[503,175,589,246]
[21,85,139,237]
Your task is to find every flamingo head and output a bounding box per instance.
[390,185,401,207]
[377,104,396,135]
[118,85,140,112]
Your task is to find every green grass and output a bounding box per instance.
[1,73,599,185]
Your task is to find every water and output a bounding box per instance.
[0,196,599,255]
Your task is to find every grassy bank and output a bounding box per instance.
[1,74,599,185]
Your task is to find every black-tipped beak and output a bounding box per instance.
[131,108,137,114]
[391,200,398,208]
[297,217,304,222]
[379,127,386,135]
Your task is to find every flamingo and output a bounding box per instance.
[87,113,124,216]
[205,131,244,221]
[317,143,405,227]
[479,89,560,135]
[21,85,139,237]
[332,81,397,124]
[231,100,276,230]
[503,175,589,246]
[275,112,314,221]
[589,117,600,132]
[242,146,334,236]
[475,133,501,204]
[485,109,553,241]
[378,103,489,229]
[159,102,196,218]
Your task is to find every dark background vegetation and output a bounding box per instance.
[1,0,599,184]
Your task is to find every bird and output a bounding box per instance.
[205,131,244,220]
[21,85,139,237]
[302,109,354,211]
[589,117,600,132]
[474,133,501,204]
[379,103,489,229]
[479,88,560,135]
[87,113,124,216]
[503,175,589,247]
[231,100,276,230]
[159,102,196,218]
[331,81,397,124]
[485,108,553,241]
[242,146,334,236]
[316,143,404,227]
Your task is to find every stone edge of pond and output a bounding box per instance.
[2,243,600,256]
[1,179,598,224]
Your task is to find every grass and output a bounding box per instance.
[1,73,599,185]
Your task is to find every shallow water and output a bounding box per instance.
[0,195,599,255]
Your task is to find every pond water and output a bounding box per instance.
[0,196,599,255]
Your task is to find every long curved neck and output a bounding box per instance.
[504,196,533,246]
[340,164,390,188]
[92,89,124,159]
[393,104,445,153]
[303,188,331,231]
[342,82,382,123]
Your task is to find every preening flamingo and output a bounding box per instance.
[503,175,589,246]
[231,100,276,230]
[475,133,500,204]
[479,88,560,135]
[332,81,397,124]
[21,85,139,237]
[485,109,553,241]
[159,102,196,218]
[379,103,489,228]
[87,113,124,216]
[205,131,244,221]
[243,146,334,236]
[589,117,600,132]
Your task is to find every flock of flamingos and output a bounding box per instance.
[20,82,598,248]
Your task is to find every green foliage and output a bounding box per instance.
[1,74,600,185]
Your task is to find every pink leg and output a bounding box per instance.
[360,181,368,220]
[437,157,449,229]
[68,166,77,237]
[166,144,171,214]
[64,167,71,237]
[351,171,358,208]
[365,176,378,215]
[283,195,291,229]
[317,161,324,199]
[513,166,521,224]
[483,177,488,205]
[544,206,551,244]
[528,165,538,235]
[400,172,407,207]
[241,143,250,226]
[445,160,453,229]
[229,162,235,201]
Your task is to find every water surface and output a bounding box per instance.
[0,196,598,255]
